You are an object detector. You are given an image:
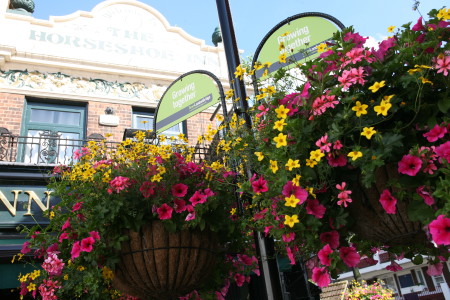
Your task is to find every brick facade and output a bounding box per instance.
[0,93,25,135]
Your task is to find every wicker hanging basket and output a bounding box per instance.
[113,221,219,300]
[347,164,427,247]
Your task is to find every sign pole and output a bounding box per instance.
[215,1,283,299]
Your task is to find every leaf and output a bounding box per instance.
[407,200,434,222]
[438,95,450,114]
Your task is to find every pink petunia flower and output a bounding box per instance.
[189,190,208,206]
[412,17,425,31]
[379,189,397,214]
[108,176,132,194]
[80,237,95,253]
[312,267,331,288]
[434,141,450,163]
[71,241,81,259]
[306,199,326,219]
[434,55,450,76]
[251,175,269,194]
[282,181,308,204]
[286,246,296,265]
[72,202,83,212]
[140,181,156,198]
[339,246,360,267]
[318,244,333,266]
[423,124,447,142]
[416,186,435,206]
[398,154,422,176]
[429,215,450,245]
[234,273,246,287]
[156,203,173,220]
[173,199,187,213]
[185,205,196,221]
[61,218,71,231]
[427,263,443,276]
[89,231,101,240]
[320,231,340,249]
[171,183,188,198]
[282,232,295,243]
[42,253,65,276]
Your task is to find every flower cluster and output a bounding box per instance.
[17,132,257,299]
[219,7,450,287]
[344,280,394,300]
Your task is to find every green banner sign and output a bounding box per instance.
[253,13,344,79]
[155,71,223,133]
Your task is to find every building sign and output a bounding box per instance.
[0,2,225,76]
[0,186,58,228]
[155,70,224,133]
[252,13,344,79]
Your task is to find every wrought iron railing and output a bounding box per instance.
[0,129,120,165]
[0,128,215,165]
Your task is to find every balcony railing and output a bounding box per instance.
[0,128,214,165]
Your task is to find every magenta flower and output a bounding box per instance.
[189,190,207,206]
[140,181,156,198]
[71,241,81,259]
[61,218,71,231]
[326,154,347,167]
[434,141,450,162]
[398,154,422,176]
[156,203,173,220]
[412,17,425,31]
[89,231,100,240]
[286,246,296,265]
[80,237,95,253]
[429,215,450,245]
[72,202,83,212]
[185,205,196,221]
[416,186,435,206]
[320,231,340,249]
[234,273,246,287]
[318,244,333,266]
[42,253,65,276]
[108,176,132,194]
[434,55,450,76]
[251,175,269,194]
[21,241,31,254]
[379,189,397,214]
[173,199,187,213]
[339,246,360,267]
[427,263,443,276]
[282,181,308,204]
[386,261,403,272]
[58,232,69,243]
[306,198,326,219]
[282,232,295,243]
[423,124,447,142]
[312,267,331,288]
[171,183,188,198]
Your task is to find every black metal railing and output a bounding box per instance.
[0,128,215,165]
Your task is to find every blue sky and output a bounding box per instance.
[32,0,448,56]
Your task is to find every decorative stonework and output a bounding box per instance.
[0,70,165,102]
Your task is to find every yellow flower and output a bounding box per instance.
[279,53,287,63]
[285,159,300,171]
[64,274,69,280]
[275,105,290,119]
[151,174,163,182]
[102,266,114,280]
[273,119,287,131]
[317,43,328,52]
[49,211,55,219]
[285,195,300,208]
[255,93,266,101]
[284,215,299,228]
[234,65,246,80]
[387,25,396,33]
[368,81,386,93]
[230,208,237,215]
[292,174,301,186]
[352,101,368,117]
[27,283,36,292]
[437,8,450,20]
[419,76,433,85]
[310,149,325,161]
[374,100,392,116]
[225,89,234,99]
[254,152,264,161]
[253,61,263,70]
[273,133,288,148]
[382,94,395,102]
[270,160,279,173]
[306,159,318,168]
[77,266,85,271]
[348,151,363,161]
[261,86,276,95]
[361,127,377,139]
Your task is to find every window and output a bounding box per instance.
[132,110,185,137]
[398,274,415,288]
[21,101,86,164]
[432,274,446,288]
[381,277,398,295]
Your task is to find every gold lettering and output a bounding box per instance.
[0,190,22,216]
[24,191,51,216]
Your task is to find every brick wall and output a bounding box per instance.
[86,102,132,143]
[186,111,218,146]
[0,93,25,135]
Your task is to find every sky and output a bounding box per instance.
[31,0,448,57]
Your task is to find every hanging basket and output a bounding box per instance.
[113,221,219,300]
[347,164,427,247]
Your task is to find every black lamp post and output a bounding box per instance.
[215,1,284,299]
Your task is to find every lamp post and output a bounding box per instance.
[215,1,283,299]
